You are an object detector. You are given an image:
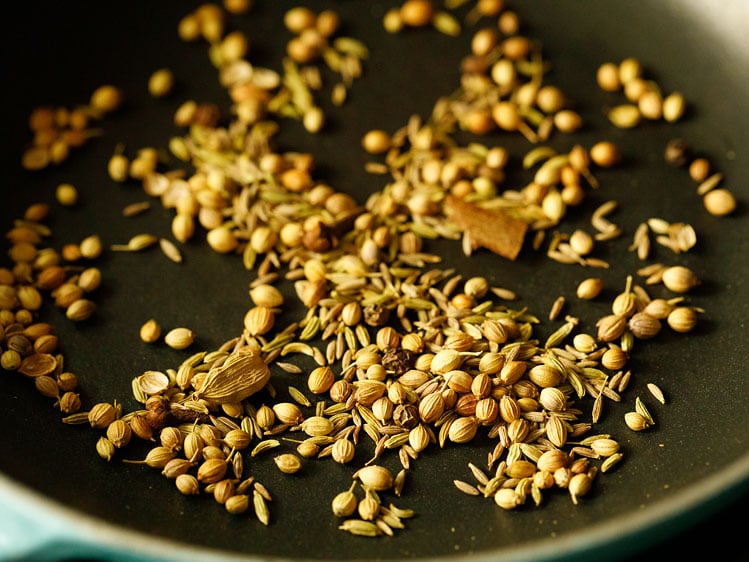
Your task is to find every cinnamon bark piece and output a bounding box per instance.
[444,194,528,260]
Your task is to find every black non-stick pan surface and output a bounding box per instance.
[1,1,748,561]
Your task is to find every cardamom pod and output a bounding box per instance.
[193,348,270,406]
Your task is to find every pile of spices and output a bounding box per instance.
[1,0,738,543]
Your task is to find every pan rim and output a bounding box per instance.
[2,452,748,562]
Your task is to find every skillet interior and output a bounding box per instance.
[1,1,748,560]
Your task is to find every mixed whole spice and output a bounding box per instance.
[2,0,740,540]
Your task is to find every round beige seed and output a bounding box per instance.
[175,473,200,495]
[608,104,641,129]
[662,92,686,122]
[56,183,78,206]
[624,411,651,431]
[400,0,434,27]
[90,84,123,113]
[354,465,394,491]
[494,488,521,510]
[661,265,700,293]
[274,453,303,474]
[307,365,335,394]
[148,68,175,98]
[66,299,96,322]
[667,306,698,333]
[139,319,162,343]
[576,278,603,300]
[703,188,736,216]
[332,437,355,464]
[225,494,249,514]
[206,227,239,253]
[589,141,620,167]
[249,284,284,308]
[331,487,358,517]
[361,129,391,154]
[689,158,710,183]
[164,327,196,350]
[568,473,593,504]
[569,229,594,256]
[596,62,621,91]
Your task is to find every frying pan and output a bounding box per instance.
[1,1,747,561]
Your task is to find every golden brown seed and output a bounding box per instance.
[688,158,710,183]
[88,402,117,429]
[172,213,195,243]
[661,265,699,293]
[197,458,228,483]
[494,488,521,510]
[596,62,621,91]
[601,347,628,370]
[224,0,251,14]
[225,494,250,514]
[307,365,335,394]
[662,92,686,122]
[596,314,627,342]
[223,429,252,450]
[537,449,569,473]
[55,183,78,206]
[354,465,394,491]
[528,364,562,388]
[332,438,355,464]
[589,141,620,167]
[569,229,594,256]
[139,319,162,343]
[148,68,175,98]
[274,453,303,474]
[206,227,239,254]
[57,371,78,392]
[164,327,195,350]
[702,188,736,217]
[78,267,102,293]
[577,278,603,300]
[471,28,499,57]
[272,402,303,425]
[624,411,651,431]
[59,391,81,414]
[383,8,404,33]
[297,441,320,458]
[539,387,567,413]
[243,306,275,336]
[249,284,284,308]
[34,375,59,398]
[66,299,96,322]
[608,104,641,129]
[175,473,200,495]
[332,486,358,517]
[554,110,583,133]
[447,416,479,443]
[568,473,593,504]
[628,312,661,340]
[284,6,316,33]
[96,437,116,462]
[590,438,620,457]
[618,57,642,84]
[399,0,434,27]
[667,306,698,333]
[79,234,103,259]
[106,419,132,449]
[361,129,391,154]
[90,85,123,113]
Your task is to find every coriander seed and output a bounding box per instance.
[703,188,736,216]
[148,68,175,98]
[55,183,78,206]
